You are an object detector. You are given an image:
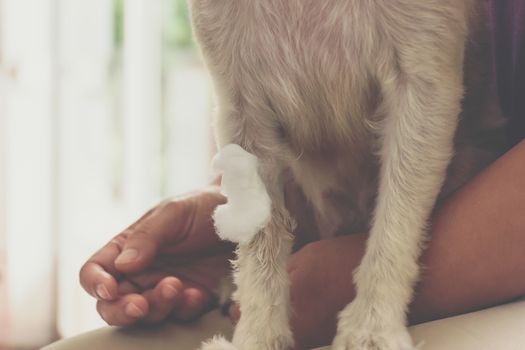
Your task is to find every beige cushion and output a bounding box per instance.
[42,299,525,350]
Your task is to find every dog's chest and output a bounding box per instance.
[193,0,506,239]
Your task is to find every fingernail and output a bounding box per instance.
[161,285,178,300]
[125,303,145,318]
[96,284,111,300]
[115,249,139,265]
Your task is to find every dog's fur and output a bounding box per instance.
[189,0,506,349]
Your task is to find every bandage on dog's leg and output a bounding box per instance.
[212,144,272,245]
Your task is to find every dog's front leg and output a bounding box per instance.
[201,148,295,350]
[229,161,295,350]
[201,216,295,350]
[232,206,295,349]
[333,55,464,349]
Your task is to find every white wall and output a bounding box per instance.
[0,0,10,340]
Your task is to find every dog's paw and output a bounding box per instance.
[231,333,293,350]
[332,302,416,350]
[332,326,416,350]
[199,336,238,350]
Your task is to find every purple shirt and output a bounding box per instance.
[490,0,525,146]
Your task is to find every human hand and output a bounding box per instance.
[80,186,235,326]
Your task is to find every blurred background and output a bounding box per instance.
[0,0,214,348]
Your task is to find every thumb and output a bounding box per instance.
[114,218,163,274]
[113,199,190,273]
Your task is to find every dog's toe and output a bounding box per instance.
[199,336,238,350]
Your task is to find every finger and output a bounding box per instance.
[79,261,119,301]
[126,270,169,290]
[165,254,232,292]
[117,279,141,295]
[141,277,184,324]
[174,287,214,322]
[96,294,149,327]
[114,203,187,274]
[79,233,133,301]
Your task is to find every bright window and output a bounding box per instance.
[0,0,213,346]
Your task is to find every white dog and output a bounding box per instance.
[189,1,505,349]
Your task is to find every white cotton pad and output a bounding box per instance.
[212,144,272,245]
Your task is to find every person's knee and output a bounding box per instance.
[41,310,233,350]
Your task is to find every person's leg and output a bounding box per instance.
[41,310,233,350]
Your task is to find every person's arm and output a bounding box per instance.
[231,139,525,349]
